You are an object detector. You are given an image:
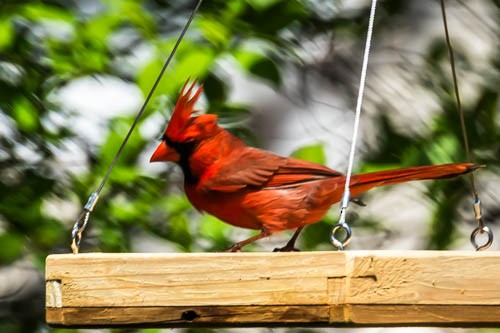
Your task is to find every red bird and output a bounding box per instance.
[151,81,479,251]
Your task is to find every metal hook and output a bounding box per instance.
[470,225,493,251]
[330,222,352,251]
[470,198,493,251]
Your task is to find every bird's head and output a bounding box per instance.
[150,80,220,163]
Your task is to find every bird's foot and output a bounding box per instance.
[351,197,366,206]
[224,244,242,252]
[273,245,301,252]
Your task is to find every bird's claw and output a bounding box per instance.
[351,197,366,206]
[224,244,242,252]
[273,245,301,252]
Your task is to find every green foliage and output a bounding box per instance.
[0,232,24,264]
[428,179,466,249]
[291,143,326,164]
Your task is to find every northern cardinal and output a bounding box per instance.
[151,81,480,251]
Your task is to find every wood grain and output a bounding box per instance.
[45,251,500,327]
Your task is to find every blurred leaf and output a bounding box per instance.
[109,193,152,224]
[172,46,216,82]
[138,57,173,97]
[32,219,64,248]
[22,3,75,23]
[473,88,498,145]
[246,0,283,11]
[424,133,460,165]
[203,72,227,103]
[0,18,14,51]
[109,165,141,186]
[162,194,192,217]
[0,171,55,229]
[198,214,231,249]
[98,224,128,251]
[291,143,326,164]
[98,117,147,168]
[138,43,215,99]
[211,104,251,126]
[11,96,39,132]
[226,126,259,146]
[301,219,332,250]
[84,15,116,43]
[0,232,25,264]
[117,1,156,38]
[428,180,464,249]
[233,50,281,85]
[168,214,192,251]
[197,15,230,49]
[233,49,264,68]
[358,162,406,174]
[365,112,421,166]
[242,0,307,34]
[249,56,281,85]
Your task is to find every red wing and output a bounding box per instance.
[199,147,342,192]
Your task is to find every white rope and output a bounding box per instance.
[341,0,377,211]
[334,0,377,246]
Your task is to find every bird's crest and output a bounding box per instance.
[165,80,218,142]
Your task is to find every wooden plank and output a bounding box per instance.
[346,252,500,305]
[46,251,500,327]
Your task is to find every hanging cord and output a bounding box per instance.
[330,0,377,250]
[70,0,204,254]
[439,0,492,251]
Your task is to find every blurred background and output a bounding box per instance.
[0,0,499,333]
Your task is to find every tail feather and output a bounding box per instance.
[349,163,481,197]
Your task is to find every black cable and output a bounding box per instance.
[440,0,492,250]
[70,0,204,253]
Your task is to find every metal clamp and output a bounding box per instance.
[71,210,89,254]
[70,192,99,254]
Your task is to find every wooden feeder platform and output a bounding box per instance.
[46,251,500,328]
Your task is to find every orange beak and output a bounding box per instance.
[150,141,180,162]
